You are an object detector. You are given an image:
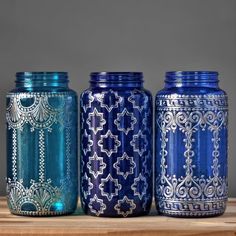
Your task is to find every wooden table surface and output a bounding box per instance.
[0,197,236,236]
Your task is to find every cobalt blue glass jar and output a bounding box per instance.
[155,71,228,217]
[6,72,78,216]
[80,72,153,217]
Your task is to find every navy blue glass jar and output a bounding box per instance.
[155,71,228,217]
[80,72,153,217]
[6,72,78,216]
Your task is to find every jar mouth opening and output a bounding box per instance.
[16,72,68,82]
[165,71,219,81]
[90,72,143,83]
[166,71,218,76]
[16,72,68,76]
[165,71,219,85]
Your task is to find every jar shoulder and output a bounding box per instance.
[155,87,228,109]
[81,87,152,99]
[156,87,227,98]
[7,87,77,96]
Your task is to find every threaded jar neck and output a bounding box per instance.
[90,72,143,88]
[15,72,69,88]
[165,71,219,88]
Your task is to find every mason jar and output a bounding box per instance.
[6,72,78,216]
[80,72,153,217]
[155,71,228,217]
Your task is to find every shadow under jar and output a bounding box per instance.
[80,72,153,217]
[155,71,228,217]
[6,72,78,216]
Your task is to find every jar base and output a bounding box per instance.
[84,209,151,218]
[9,210,76,217]
[156,198,227,218]
[157,210,225,218]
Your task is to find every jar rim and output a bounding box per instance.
[164,71,219,88]
[90,72,143,83]
[165,71,219,82]
[16,72,68,77]
[166,71,218,77]
[15,72,69,88]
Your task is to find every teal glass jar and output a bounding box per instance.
[6,72,78,216]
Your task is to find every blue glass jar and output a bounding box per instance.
[6,72,78,216]
[155,71,228,217]
[80,72,153,217]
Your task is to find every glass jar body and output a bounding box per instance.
[155,72,228,217]
[80,74,153,217]
[6,73,78,216]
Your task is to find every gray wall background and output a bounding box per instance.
[0,0,235,196]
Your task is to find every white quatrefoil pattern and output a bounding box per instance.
[80,89,152,217]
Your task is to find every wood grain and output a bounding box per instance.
[0,197,236,236]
